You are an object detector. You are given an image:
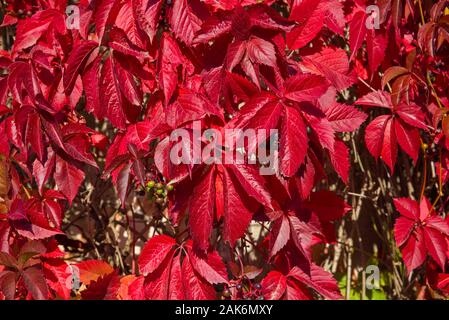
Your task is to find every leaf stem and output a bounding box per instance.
[431,146,444,210]
[419,144,428,201]
[426,71,444,109]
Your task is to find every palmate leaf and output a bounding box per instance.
[360,91,426,171]
[42,258,72,300]
[261,264,342,300]
[187,163,269,251]
[81,272,121,300]
[300,47,356,91]
[64,40,98,95]
[76,260,115,285]
[138,235,177,276]
[138,237,227,300]
[12,9,66,55]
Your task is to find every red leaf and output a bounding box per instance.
[394,217,415,247]
[284,74,328,103]
[324,103,367,132]
[394,197,449,273]
[181,254,216,300]
[423,227,448,270]
[25,113,44,162]
[304,191,351,222]
[329,139,350,184]
[366,30,387,73]
[82,55,102,116]
[138,235,176,276]
[364,115,389,159]
[0,252,17,269]
[100,56,127,129]
[128,276,145,300]
[349,10,367,61]
[288,264,342,300]
[401,228,427,273]
[108,27,147,58]
[395,103,427,129]
[8,200,62,240]
[189,167,216,251]
[159,33,184,104]
[13,10,65,54]
[246,37,277,67]
[167,256,185,300]
[64,40,98,94]
[269,216,291,257]
[143,251,186,300]
[393,198,420,221]
[94,0,119,42]
[380,117,398,173]
[300,48,356,91]
[114,56,142,106]
[21,265,49,300]
[394,119,420,163]
[32,151,55,195]
[0,270,16,300]
[356,91,393,109]
[42,259,71,300]
[227,164,272,209]
[116,161,132,207]
[189,249,228,285]
[426,216,449,235]
[81,272,121,300]
[169,0,202,45]
[194,15,232,44]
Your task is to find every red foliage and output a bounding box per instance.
[0,0,449,300]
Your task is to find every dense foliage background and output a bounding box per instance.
[0,0,449,300]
